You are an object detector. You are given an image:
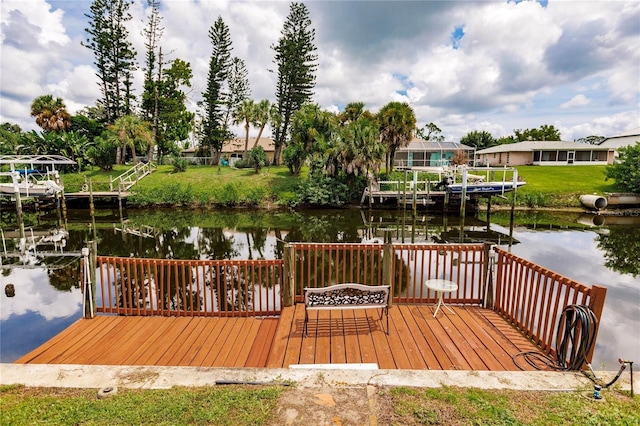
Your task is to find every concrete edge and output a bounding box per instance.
[1,364,636,394]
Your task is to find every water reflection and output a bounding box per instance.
[595,226,640,278]
[1,207,638,368]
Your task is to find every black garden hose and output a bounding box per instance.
[513,305,597,372]
[514,305,633,393]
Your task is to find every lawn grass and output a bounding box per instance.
[3,384,638,426]
[479,165,617,209]
[1,384,284,426]
[383,386,640,425]
[61,164,306,208]
[59,164,618,209]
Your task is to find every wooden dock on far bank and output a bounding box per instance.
[64,191,131,199]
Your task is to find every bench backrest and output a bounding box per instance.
[304,283,390,308]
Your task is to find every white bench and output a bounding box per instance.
[303,283,390,336]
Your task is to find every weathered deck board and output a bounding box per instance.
[16,304,545,371]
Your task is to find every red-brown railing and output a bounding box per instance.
[93,245,606,364]
[289,243,385,297]
[390,243,485,304]
[289,243,487,305]
[492,247,607,361]
[96,256,282,316]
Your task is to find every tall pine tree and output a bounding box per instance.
[271,2,318,165]
[140,0,194,162]
[83,0,137,124]
[223,57,250,143]
[201,16,233,166]
[141,0,163,126]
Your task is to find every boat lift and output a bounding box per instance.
[0,226,80,270]
[1,154,75,225]
[0,154,75,197]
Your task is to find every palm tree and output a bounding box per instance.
[338,101,373,124]
[286,104,337,175]
[377,102,417,172]
[232,99,255,158]
[30,95,72,132]
[251,99,277,150]
[337,116,384,177]
[107,115,154,165]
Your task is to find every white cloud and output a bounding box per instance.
[0,0,69,46]
[1,268,81,321]
[1,0,638,142]
[561,94,591,109]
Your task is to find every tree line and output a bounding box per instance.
[0,0,626,191]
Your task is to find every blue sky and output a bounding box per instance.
[1,0,638,142]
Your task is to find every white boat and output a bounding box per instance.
[434,166,526,195]
[0,170,64,197]
[445,180,526,195]
[0,155,74,198]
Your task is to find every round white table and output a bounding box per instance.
[425,279,458,318]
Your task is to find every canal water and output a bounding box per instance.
[1,208,638,371]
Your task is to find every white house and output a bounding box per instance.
[394,138,475,168]
[598,127,640,158]
[474,141,613,166]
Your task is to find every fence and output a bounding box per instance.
[91,243,606,362]
[492,247,606,361]
[95,256,282,317]
[287,243,487,305]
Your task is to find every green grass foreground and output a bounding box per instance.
[384,386,639,425]
[61,164,617,209]
[0,385,284,426]
[385,387,640,426]
[2,384,638,426]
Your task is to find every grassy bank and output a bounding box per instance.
[1,384,283,426]
[2,384,638,425]
[62,164,306,208]
[509,165,616,209]
[61,164,616,209]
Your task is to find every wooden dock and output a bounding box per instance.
[64,191,131,199]
[16,304,541,371]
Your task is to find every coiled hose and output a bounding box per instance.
[513,305,597,371]
[513,304,631,391]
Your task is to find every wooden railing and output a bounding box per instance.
[287,243,487,305]
[110,161,156,191]
[391,243,486,304]
[92,244,606,364]
[492,247,607,361]
[95,256,282,317]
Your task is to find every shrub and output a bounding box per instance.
[297,175,352,207]
[521,192,548,208]
[89,135,117,171]
[248,146,268,173]
[173,157,187,173]
[283,142,306,175]
[215,183,240,206]
[233,158,252,169]
[606,142,640,193]
[130,182,194,206]
[245,186,268,205]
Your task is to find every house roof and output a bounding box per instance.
[222,137,275,153]
[598,127,640,148]
[398,138,474,152]
[606,127,640,138]
[475,140,612,155]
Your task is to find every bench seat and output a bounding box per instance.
[303,283,390,336]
